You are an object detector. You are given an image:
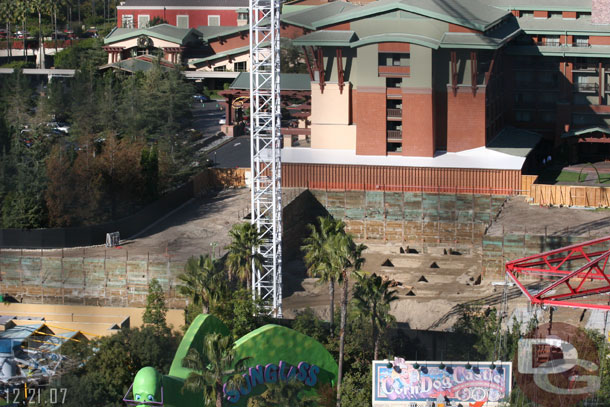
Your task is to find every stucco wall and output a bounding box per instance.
[311,124,357,150]
[311,82,350,125]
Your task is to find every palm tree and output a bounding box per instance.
[225,222,264,289]
[247,378,319,407]
[353,272,399,360]
[301,216,346,336]
[182,333,250,407]
[28,0,52,69]
[329,233,366,407]
[178,254,225,314]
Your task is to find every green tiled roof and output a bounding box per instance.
[99,57,176,73]
[230,72,311,91]
[104,24,199,45]
[507,44,610,57]
[488,126,542,157]
[292,30,359,47]
[196,25,248,41]
[517,14,610,35]
[562,126,610,138]
[280,2,359,29]
[312,0,509,32]
[190,44,255,64]
[440,17,521,49]
[354,33,441,49]
[486,0,591,12]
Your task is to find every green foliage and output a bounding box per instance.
[225,222,264,288]
[292,308,327,344]
[280,39,308,73]
[211,288,272,339]
[339,370,372,407]
[247,377,319,407]
[450,305,528,362]
[352,272,398,359]
[53,38,106,69]
[141,144,159,201]
[0,60,34,69]
[179,254,227,316]
[182,333,250,407]
[143,278,168,330]
[43,326,180,407]
[149,16,168,26]
[0,60,196,228]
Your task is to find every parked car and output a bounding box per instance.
[47,122,70,134]
[14,31,30,39]
[193,94,210,102]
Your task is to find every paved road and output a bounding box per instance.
[210,135,251,168]
[191,100,225,136]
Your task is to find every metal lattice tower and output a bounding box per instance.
[249,0,282,317]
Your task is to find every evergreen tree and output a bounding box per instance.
[142,278,168,330]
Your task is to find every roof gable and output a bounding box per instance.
[313,0,510,32]
[281,1,359,29]
[105,24,199,45]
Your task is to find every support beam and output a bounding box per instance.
[336,47,344,94]
[450,51,458,96]
[471,51,478,96]
[302,46,315,82]
[506,236,610,310]
[316,47,325,93]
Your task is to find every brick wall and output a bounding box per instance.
[446,88,486,152]
[589,36,610,45]
[533,10,549,18]
[355,88,387,155]
[402,89,435,157]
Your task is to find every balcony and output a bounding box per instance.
[387,108,402,119]
[574,82,599,93]
[387,130,402,142]
[573,63,598,72]
[378,65,410,77]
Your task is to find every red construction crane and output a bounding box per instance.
[506,236,610,310]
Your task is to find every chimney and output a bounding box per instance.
[592,0,610,24]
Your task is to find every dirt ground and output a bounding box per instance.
[486,195,610,237]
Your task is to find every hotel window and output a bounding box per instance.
[214,65,227,72]
[234,61,247,72]
[545,35,560,46]
[208,15,221,26]
[138,15,150,28]
[177,15,189,28]
[574,36,589,47]
[237,10,248,23]
[122,15,134,28]
[378,52,410,67]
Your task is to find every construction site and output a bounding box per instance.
[0,186,608,332]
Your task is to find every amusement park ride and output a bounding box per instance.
[506,236,610,311]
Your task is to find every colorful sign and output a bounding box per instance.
[224,361,320,403]
[372,359,512,406]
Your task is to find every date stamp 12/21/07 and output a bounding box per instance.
[2,387,68,405]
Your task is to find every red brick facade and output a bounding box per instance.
[117,8,241,28]
[402,90,435,157]
[446,88,486,152]
[354,88,387,155]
